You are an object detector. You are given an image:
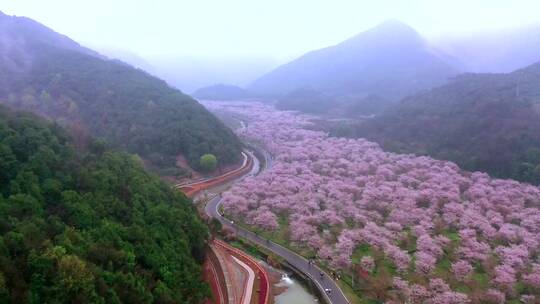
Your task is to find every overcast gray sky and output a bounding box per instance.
[2,0,540,60]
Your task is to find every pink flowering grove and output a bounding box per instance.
[205,101,540,302]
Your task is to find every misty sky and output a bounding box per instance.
[2,0,540,61]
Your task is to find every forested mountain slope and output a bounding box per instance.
[338,62,540,184]
[0,11,242,173]
[0,105,209,303]
[249,20,457,101]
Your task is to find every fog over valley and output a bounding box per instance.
[4,0,540,91]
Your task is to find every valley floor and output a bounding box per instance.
[201,100,540,304]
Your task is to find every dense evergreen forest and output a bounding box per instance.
[0,105,209,303]
[0,12,242,175]
[334,62,540,185]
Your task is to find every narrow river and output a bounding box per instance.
[275,274,318,304]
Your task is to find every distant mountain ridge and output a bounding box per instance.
[192,83,253,100]
[249,20,458,101]
[0,11,242,173]
[438,24,540,73]
[147,55,276,93]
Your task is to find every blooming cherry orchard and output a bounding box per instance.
[204,101,540,302]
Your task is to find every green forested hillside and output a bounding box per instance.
[0,12,242,174]
[0,105,209,303]
[336,62,540,184]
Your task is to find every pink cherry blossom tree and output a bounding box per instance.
[451,260,473,281]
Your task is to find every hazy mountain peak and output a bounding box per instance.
[0,11,102,60]
[373,19,417,33]
[249,20,456,99]
[340,19,425,50]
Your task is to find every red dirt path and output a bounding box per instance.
[176,152,253,198]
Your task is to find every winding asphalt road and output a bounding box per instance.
[203,148,350,304]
